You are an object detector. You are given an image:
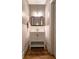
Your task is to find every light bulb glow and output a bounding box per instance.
[32,11,43,17]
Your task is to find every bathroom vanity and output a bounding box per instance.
[29,32,45,48]
[29,16,46,50]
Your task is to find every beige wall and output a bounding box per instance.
[45,0,52,54]
[29,5,45,17]
[45,0,56,57]
[51,1,56,56]
[22,0,30,56]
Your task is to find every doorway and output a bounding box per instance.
[22,0,56,59]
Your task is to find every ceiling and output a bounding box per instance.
[27,0,47,5]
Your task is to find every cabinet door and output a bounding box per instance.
[30,32,37,41]
[37,32,45,41]
[30,32,45,41]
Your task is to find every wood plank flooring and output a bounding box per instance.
[23,47,55,59]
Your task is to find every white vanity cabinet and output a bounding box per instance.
[29,32,45,49]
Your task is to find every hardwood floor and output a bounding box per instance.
[23,47,55,59]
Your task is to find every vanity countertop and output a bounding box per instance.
[30,26,45,32]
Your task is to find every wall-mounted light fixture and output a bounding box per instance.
[32,11,43,17]
[32,7,43,17]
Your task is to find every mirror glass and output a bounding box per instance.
[30,16,45,26]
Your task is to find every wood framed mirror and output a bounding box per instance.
[30,16,45,26]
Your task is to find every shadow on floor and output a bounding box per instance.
[23,47,55,59]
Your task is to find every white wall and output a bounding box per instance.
[29,5,45,17]
[45,0,56,56]
[51,0,56,56]
[45,1,52,54]
[22,0,30,57]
